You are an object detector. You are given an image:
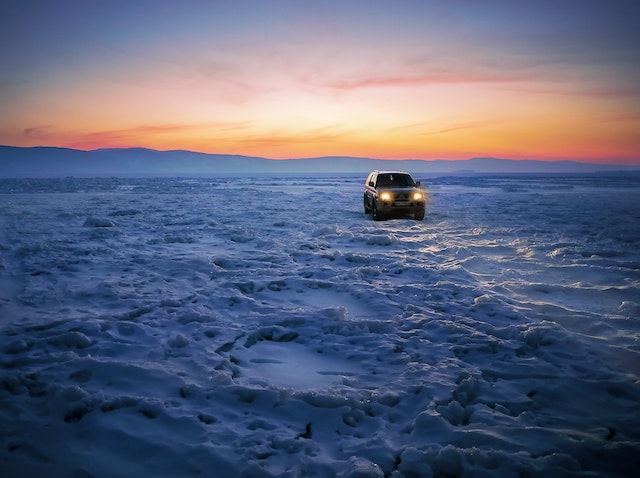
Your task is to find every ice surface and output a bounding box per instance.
[1,174,639,477]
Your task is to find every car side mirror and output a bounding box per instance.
[369,181,374,187]
[415,180,421,187]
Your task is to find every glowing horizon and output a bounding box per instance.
[2,1,639,165]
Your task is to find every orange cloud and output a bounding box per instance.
[58,122,250,151]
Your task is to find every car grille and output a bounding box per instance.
[389,193,410,202]
[389,193,412,206]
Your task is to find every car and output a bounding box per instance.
[364,170,425,221]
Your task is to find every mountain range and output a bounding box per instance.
[1,145,638,177]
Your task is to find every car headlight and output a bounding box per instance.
[379,191,392,202]
[412,191,424,201]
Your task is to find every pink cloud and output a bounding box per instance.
[60,122,250,151]
[22,125,54,139]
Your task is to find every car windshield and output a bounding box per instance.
[376,173,414,188]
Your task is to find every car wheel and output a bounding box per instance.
[364,194,371,214]
[414,208,425,220]
[372,202,383,221]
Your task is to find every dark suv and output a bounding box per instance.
[364,170,425,220]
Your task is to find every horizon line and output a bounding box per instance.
[2,144,639,166]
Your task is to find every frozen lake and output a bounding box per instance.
[1,174,639,477]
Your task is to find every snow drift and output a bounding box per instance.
[1,174,639,477]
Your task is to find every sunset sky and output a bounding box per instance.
[1,0,639,163]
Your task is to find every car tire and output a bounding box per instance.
[364,194,371,214]
[414,208,425,220]
[372,202,383,221]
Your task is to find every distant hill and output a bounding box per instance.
[0,145,638,177]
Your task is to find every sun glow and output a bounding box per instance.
[2,1,639,164]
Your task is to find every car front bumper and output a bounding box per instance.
[375,199,424,215]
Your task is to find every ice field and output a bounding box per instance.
[1,174,639,477]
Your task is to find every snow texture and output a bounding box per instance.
[1,174,639,477]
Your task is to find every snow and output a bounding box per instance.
[1,174,639,477]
